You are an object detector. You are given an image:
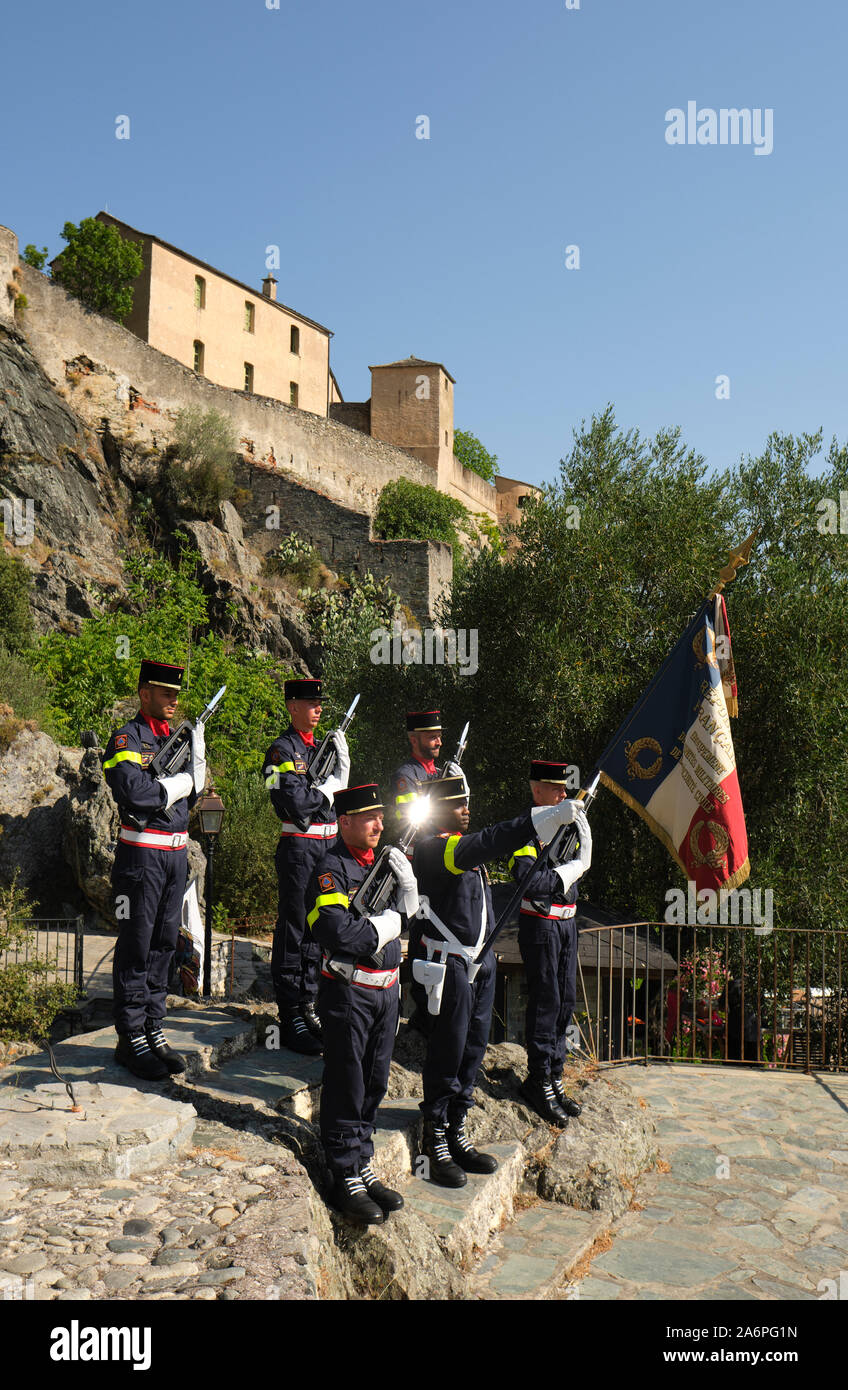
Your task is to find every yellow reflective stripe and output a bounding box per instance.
[508,843,538,872]
[103,750,143,771]
[443,834,463,875]
[265,761,296,787]
[395,791,418,806]
[307,891,350,929]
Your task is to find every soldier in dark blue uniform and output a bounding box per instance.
[262,678,350,1054]
[411,777,578,1186]
[390,710,465,1034]
[102,659,205,1080]
[510,760,592,1125]
[306,784,418,1225]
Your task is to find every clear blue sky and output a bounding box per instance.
[2,0,845,488]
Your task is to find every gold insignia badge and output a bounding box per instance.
[689,819,730,869]
[625,737,663,780]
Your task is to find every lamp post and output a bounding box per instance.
[196,788,225,999]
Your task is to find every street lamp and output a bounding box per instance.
[196,788,225,999]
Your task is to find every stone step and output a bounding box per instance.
[3,1008,258,1093]
[184,1047,323,1120]
[469,1201,610,1299]
[401,1141,526,1269]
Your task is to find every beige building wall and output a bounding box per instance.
[369,358,498,526]
[496,474,541,527]
[95,214,331,416]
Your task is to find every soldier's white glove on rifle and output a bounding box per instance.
[445,760,470,800]
[190,722,207,794]
[387,847,419,917]
[158,772,194,810]
[530,796,579,846]
[369,908,402,952]
[331,730,351,787]
[554,807,592,893]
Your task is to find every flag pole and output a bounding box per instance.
[707,529,759,600]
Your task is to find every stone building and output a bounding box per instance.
[83,213,335,417]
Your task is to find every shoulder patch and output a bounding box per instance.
[318,873,336,892]
[294,759,308,774]
[396,775,407,791]
[114,734,128,750]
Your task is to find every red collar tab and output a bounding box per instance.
[415,757,437,776]
[141,712,170,738]
[348,845,375,867]
[296,728,315,746]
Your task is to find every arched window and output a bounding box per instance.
[194,276,206,309]
[193,341,205,374]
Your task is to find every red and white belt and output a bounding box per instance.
[119,826,188,850]
[279,821,337,839]
[321,954,399,990]
[520,900,577,921]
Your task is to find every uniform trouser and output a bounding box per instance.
[271,836,324,1014]
[415,946,496,1125]
[518,914,577,1078]
[111,844,187,1036]
[317,974,399,1176]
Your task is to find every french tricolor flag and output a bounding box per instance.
[597,597,750,892]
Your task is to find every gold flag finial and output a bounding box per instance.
[708,529,758,600]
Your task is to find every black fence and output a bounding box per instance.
[575,924,847,1074]
[0,916,85,993]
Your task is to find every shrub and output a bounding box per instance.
[453,429,500,483]
[373,478,469,550]
[264,532,322,586]
[0,548,34,652]
[52,218,143,324]
[0,871,78,1042]
[212,767,281,922]
[0,640,51,724]
[168,406,237,518]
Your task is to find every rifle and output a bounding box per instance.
[123,684,227,832]
[443,721,469,776]
[306,693,360,786]
[473,771,600,964]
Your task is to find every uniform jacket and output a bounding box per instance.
[102,711,198,832]
[306,840,402,971]
[262,725,337,831]
[412,810,534,949]
[509,817,580,917]
[390,756,442,819]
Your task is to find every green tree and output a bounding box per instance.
[0,870,78,1040]
[454,429,500,483]
[374,477,469,550]
[52,218,142,323]
[22,244,48,270]
[168,406,237,518]
[0,547,34,652]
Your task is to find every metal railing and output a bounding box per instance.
[576,923,847,1074]
[0,916,85,993]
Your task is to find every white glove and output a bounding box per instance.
[158,771,194,810]
[387,847,419,917]
[317,774,343,807]
[530,797,579,846]
[369,908,402,952]
[190,723,207,794]
[554,809,592,892]
[331,730,350,788]
[445,760,470,799]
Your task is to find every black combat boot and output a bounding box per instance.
[144,1021,187,1074]
[114,1032,169,1081]
[332,1172,385,1225]
[280,1008,322,1055]
[520,1075,570,1126]
[420,1120,467,1188]
[359,1160,404,1212]
[302,1000,323,1041]
[447,1114,498,1173]
[552,1073,582,1117]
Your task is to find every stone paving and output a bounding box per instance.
[566,1064,848,1301]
